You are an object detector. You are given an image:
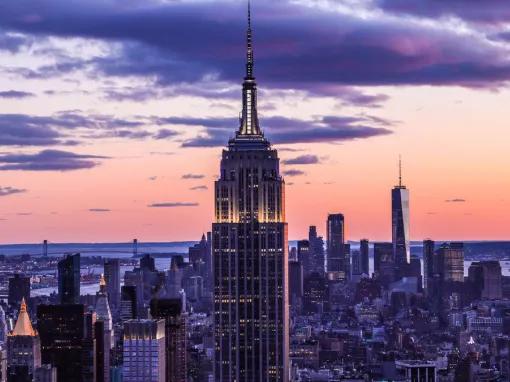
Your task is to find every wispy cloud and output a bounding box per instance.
[0,150,108,171]
[0,90,35,99]
[445,198,467,203]
[282,155,320,165]
[89,208,111,212]
[190,185,208,191]
[182,174,205,180]
[0,186,27,196]
[283,169,305,177]
[148,202,199,208]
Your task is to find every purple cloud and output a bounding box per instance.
[182,174,205,179]
[282,155,319,165]
[0,186,26,196]
[0,149,107,171]
[154,128,179,140]
[180,115,392,147]
[0,0,509,92]
[283,169,305,177]
[190,185,208,191]
[148,202,199,208]
[0,90,35,99]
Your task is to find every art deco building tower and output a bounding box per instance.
[213,4,289,381]
[392,157,410,269]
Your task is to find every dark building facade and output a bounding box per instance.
[374,242,395,286]
[423,239,435,295]
[150,298,187,382]
[212,7,289,381]
[360,239,370,276]
[37,304,94,382]
[57,254,80,304]
[309,226,325,275]
[326,214,346,276]
[8,274,30,308]
[104,258,121,315]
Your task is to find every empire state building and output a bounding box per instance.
[212,4,289,381]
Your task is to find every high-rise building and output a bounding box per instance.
[122,319,166,382]
[351,250,361,276]
[392,158,410,268]
[309,226,325,275]
[120,285,138,321]
[140,254,156,273]
[212,6,289,381]
[0,306,7,345]
[374,242,395,286]
[468,261,502,300]
[297,240,311,276]
[8,274,30,308]
[150,299,187,382]
[326,214,345,275]
[104,259,121,315]
[438,242,464,283]
[58,254,80,304]
[423,239,435,295]
[289,260,304,308]
[360,239,370,276]
[6,299,41,381]
[95,275,112,382]
[37,304,94,382]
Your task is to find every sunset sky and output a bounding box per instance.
[1,0,509,244]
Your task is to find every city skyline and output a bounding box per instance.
[1,0,510,243]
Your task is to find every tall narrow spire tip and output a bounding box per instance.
[399,155,402,187]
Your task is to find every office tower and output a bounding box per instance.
[58,253,80,304]
[392,158,410,268]
[360,239,370,276]
[8,274,30,308]
[122,319,166,382]
[189,234,208,265]
[468,261,502,300]
[0,307,7,345]
[303,273,327,314]
[212,6,289,381]
[423,239,435,295]
[166,258,183,298]
[37,304,94,382]
[373,242,395,286]
[0,347,6,382]
[95,276,112,382]
[120,285,138,321]
[6,299,41,381]
[344,243,351,280]
[34,365,57,382]
[438,242,464,283]
[150,299,187,382]
[351,250,361,276]
[185,276,204,302]
[481,261,502,299]
[309,226,325,275]
[297,240,311,276]
[289,260,304,308]
[104,259,121,315]
[409,255,423,290]
[140,254,156,272]
[326,214,345,275]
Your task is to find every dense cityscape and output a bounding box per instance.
[2,3,510,382]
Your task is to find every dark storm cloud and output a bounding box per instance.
[0,149,107,171]
[0,186,26,196]
[282,155,320,165]
[180,115,392,147]
[148,202,199,208]
[0,90,35,98]
[1,0,510,92]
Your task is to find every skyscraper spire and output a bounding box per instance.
[237,0,263,138]
[399,155,402,187]
[246,0,254,79]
